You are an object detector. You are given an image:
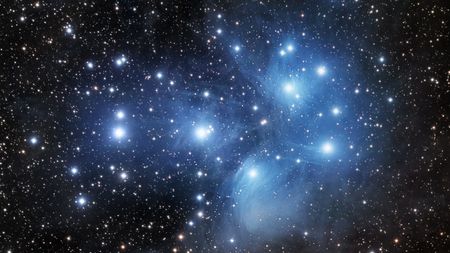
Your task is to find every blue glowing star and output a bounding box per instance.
[322,142,334,154]
[29,137,38,145]
[286,44,294,52]
[115,56,126,66]
[86,61,94,69]
[70,167,79,175]
[76,196,87,206]
[388,97,393,103]
[316,66,327,76]
[194,126,213,140]
[234,45,241,52]
[113,127,126,139]
[248,168,258,178]
[283,83,294,93]
[156,72,163,79]
[196,194,203,201]
[65,26,73,34]
[379,56,385,63]
[116,110,125,119]
[120,172,128,180]
[332,107,341,115]
[216,28,222,34]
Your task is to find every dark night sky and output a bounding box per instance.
[1,0,449,252]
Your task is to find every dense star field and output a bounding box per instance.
[1,0,449,252]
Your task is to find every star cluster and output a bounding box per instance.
[1,0,449,253]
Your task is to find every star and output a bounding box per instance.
[116,110,125,119]
[283,82,295,93]
[29,136,38,145]
[286,44,294,52]
[113,127,126,139]
[70,167,79,175]
[115,56,127,66]
[65,26,73,34]
[322,142,334,154]
[194,126,213,140]
[76,196,87,206]
[120,172,128,180]
[248,168,258,178]
[316,66,327,76]
[332,107,341,115]
[86,61,94,69]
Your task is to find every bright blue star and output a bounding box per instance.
[29,136,38,145]
[115,56,127,66]
[86,61,94,69]
[76,196,87,206]
[70,167,79,175]
[316,66,327,76]
[332,107,341,115]
[194,125,213,140]
[113,127,126,139]
[248,168,258,178]
[321,142,334,154]
[116,110,125,119]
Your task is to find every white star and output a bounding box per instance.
[116,110,125,119]
[322,142,334,154]
[316,66,326,76]
[77,197,87,206]
[115,56,126,66]
[70,167,79,175]
[195,126,213,140]
[30,137,38,145]
[332,107,341,115]
[65,26,73,34]
[248,168,258,178]
[283,82,295,93]
[286,44,294,52]
[113,127,126,139]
